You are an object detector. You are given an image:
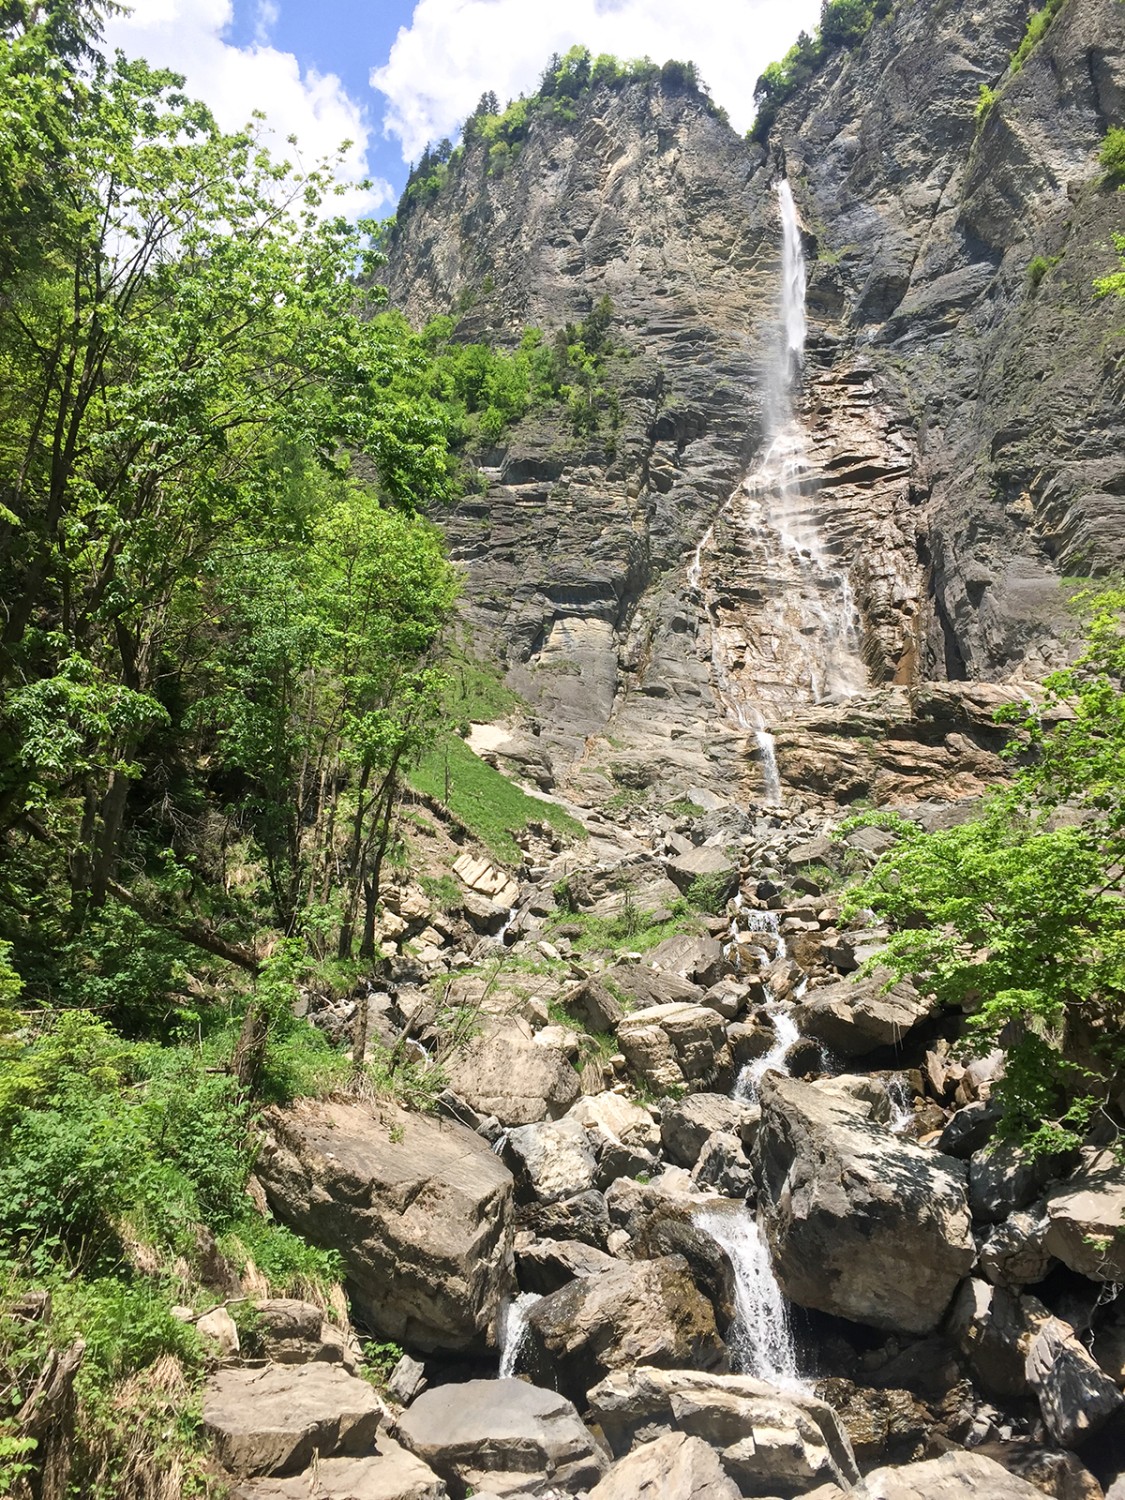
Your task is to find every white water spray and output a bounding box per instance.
[498,1291,542,1378]
[695,1205,802,1386]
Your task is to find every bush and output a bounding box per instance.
[1011,0,1068,72]
[975,84,998,122]
[1100,125,1125,181]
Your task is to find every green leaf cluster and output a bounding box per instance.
[751,0,894,141]
[845,591,1125,1153]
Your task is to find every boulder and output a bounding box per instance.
[1026,1313,1124,1449]
[230,1439,446,1498]
[665,845,739,897]
[792,973,933,1058]
[506,1118,598,1204]
[646,934,728,989]
[203,1364,382,1478]
[978,1209,1056,1288]
[587,1432,741,1500]
[853,1451,1043,1497]
[662,1094,760,1168]
[567,1091,660,1154]
[395,1378,606,1497]
[937,1099,1001,1159]
[517,1238,619,1295]
[256,1101,513,1353]
[562,976,624,1033]
[754,1075,974,1334]
[586,1367,859,1497]
[1045,1151,1125,1281]
[969,1143,1053,1225]
[197,1305,240,1360]
[250,1299,358,1371]
[617,1003,727,1091]
[945,1279,1034,1400]
[526,1257,726,1404]
[606,963,708,1011]
[691,1131,754,1198]
[444,1016,579,1127]
[519,1188,609,1249]
[452,853,519,909]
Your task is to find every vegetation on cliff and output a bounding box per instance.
[751,0,895,141]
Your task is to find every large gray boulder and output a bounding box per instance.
[617,1003,727,1091]
[506,1118,598,1204]
[250,1299,359,1372]
[256,1101,513,1352]
[1025,1312,1124,1449]
[526,1257,726,1404]
[230,1438,446,1498]
[1045,1150,1125,1281]
[587,1367,859,1498]
[587,1432,741,1500]
[203,1364,383,1478]
[395,1378,606,1497]
[443,1016,580,1127]
[754,1075,974,1333]
[792,972,934,1058]
[853,1451,1047,1497]
[661,1094,760,1169]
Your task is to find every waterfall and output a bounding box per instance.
[735,1001,799,1104]
[688,178,867,791]
[885,1074,915,1135]
[695,1205,802,1387]
[498,1291,541,1378]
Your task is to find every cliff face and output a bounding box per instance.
[383,0,1125,810]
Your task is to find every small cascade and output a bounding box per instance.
[495,906,519,946]
[735,1001,799,1105]
[695,1205,802,1387]
[498,1291,542,1378]
[885,1074,915,1135]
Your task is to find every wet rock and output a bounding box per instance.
[1045,1151,1125,1282]
[249,1299,357,1372]
[754,1074,974,1334]
[1026,1313,1124,1449]
[985,1445,1107,1500]
[204,1364,383,1478]
[792,972,933,1058]
[395,1378,606,1497]
[256,1101,513,1353]
[526,1257,726,1404]
[815,1379,932,1467]
[661,1094,760,1168]
[506,1118,598,1204]
[444,1016,580,1128]
[617,1003,727,1091]
[230,1439,445,1498]
[586,1367,859,1496]
[587,1432,741,1500]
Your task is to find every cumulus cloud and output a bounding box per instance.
[371,0,822,163]
[104,0,392,218]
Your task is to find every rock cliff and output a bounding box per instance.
[383,0,1124,811]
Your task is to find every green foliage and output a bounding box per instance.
[1011,0,1068,72]
[409,733,583,863]
[1101,125,1125,181]
[1095,232,1125,300]
[548,901,700,957]
[1028,253,1061,288]
[684,869,738,914]
[845,590,1125,1153]
[975,84,998,121]
[359,1339,404,1392]
[751,0,891,139]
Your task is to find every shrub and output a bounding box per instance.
[1100,125,1125,181]
[975,84,998,122]
[1011,0,1068,72]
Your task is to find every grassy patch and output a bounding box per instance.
[409,734,584,863]
[548,899,700,958]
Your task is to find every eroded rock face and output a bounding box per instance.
[394,1379,606,1498]
[256,1101,514,1352]
[754,1074,974,1333]
[1045,1151,1125,1281]
[444,1015,580,1127]
[229,1440,446,1499]
[526,1257,726,1403]
[853,1451,1045,1498]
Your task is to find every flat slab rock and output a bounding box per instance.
[255,1100,513,1352]
[848,1450,1045,1497]
[204,1363,382,1477]
[230,1438,446,1498]
[587,1431,741,1500]
[394,1377,606,1496]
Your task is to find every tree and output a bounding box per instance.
[846,592,1125,1153]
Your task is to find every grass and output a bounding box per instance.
[1011,0,1067,72]
[547,898,701,958]
[409,733,584,863]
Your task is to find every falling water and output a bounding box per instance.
[689,179,867,786]
[735,1003,799,1105]
[498,1291,542,1378]
[695,1205,802,1386]
[885,1074,915,1135]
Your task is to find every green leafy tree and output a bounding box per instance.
[846,592,1125,1152]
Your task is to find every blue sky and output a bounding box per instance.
[105,0,823,217]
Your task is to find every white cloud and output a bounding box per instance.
[104,0,392,219]
[371,0,823,164]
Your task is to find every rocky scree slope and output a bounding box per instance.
[382,0,1125,811]
[198,797,1125,1498]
